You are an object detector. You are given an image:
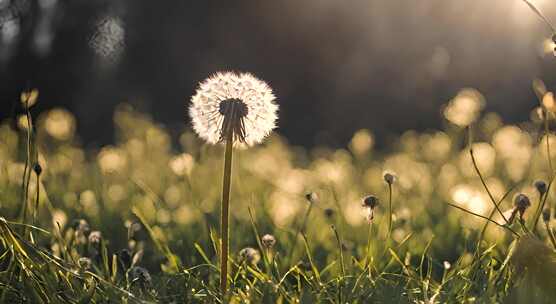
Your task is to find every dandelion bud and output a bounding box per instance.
[33,163,42,176]
[513,193,531,219]
[324,208,335,219]
[543,209,551,223]
[238,247,261,265]
[383,171,396,185]
[443,261,451,270]
[261,234,276,249]
[88,231,102,246]
[305,192,319,204]
[534,180,548,195]
[362,195,379,209]
[78,257,92,270]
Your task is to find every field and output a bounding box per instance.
[1,84,556,303]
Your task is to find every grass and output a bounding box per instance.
[1,92,556,303]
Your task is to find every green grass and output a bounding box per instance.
[2,94,556,303]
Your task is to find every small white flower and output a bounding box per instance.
[189,72,278,146]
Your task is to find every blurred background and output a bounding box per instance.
[1,0,556,148]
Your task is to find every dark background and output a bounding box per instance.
[1,0,556,148]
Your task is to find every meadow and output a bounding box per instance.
[1,80,556,303]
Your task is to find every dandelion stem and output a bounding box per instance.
[543,107,553,174]
[475,185,515,256]
[468,126,510,225]
[387,183,393,240]
[287,200,313,264]
[447,203,519,237]
[331,225,345,278]
[532,179,553,232]
[365,222,373,270]
[545,221,556,250]
[220,135,233,298]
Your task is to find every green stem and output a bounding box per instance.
[220,136,233,298]
[331,225,345,277]
[547,222,556,250]
[365,222,373,270]
[468,126,510,225]
[532,180,553,232]
[286,201,313,264]
[387,183,393,240]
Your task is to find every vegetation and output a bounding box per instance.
[2,82,556,303]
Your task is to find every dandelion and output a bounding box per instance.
[189,72,278,146]
[362,195,379,223]
[78,257,92,270]
[88,231,102,245]
[33,163,42,176]
[238,247,261,265]
[362,194,379,269]
[261,234,276,249]
[324,208,335,219]
[383,171,396,239]
[509,193,531,223]
[305,192,319,204]
[383,171,396,185]
[188,71,278,297]
[542,209,551,223]
[534,180,548,195]
[362,195,379,209]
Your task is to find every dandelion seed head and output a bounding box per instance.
[261,234,276,248]
[88,231,102,245]
[238,247,261,265]
[383,170,396,185]
[189,72,278,146]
